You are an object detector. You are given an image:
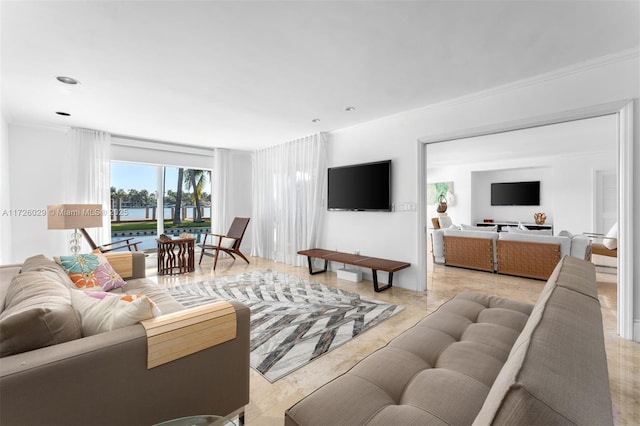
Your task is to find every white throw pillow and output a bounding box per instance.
[603,222,618,250]
[438,215,453,229]
[460,224,498,232]
[220,237,236,249]
[70,290,158,336]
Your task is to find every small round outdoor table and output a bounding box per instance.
[157,235,195,275]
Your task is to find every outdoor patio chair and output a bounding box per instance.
[79,228,142,253]
[198,217,250,269]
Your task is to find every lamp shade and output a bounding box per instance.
[47,204,103,229]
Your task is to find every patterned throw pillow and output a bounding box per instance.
[54,253,126,291]
[70,290,160,336]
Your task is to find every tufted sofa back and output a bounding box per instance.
[286,290,533,425]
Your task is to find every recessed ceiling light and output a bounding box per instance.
[55,111,71,116]
[345,106,355,111]
[56,76,80,85]
[311,118,321,123]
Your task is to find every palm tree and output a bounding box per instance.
[184,169,210,223]
[138,189,150,206]
[173,168,184,225]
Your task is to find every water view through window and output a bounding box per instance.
[110,162,212,251]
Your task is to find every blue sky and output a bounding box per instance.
[110,162,180,193]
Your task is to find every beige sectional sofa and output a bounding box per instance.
[285,256,612,425]
[0,252,250,425]
[432,227,591,279]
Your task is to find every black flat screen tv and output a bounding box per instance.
[491,181,540,206]
[327,160,391,211]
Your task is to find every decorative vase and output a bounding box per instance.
[436,195,448,214]
[534,212,547,225]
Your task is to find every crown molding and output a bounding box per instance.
[7,121,70,133]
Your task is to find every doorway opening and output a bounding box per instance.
[417,100,634,340]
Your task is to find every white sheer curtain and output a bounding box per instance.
[251,133,327,266]
[67,128,112,246]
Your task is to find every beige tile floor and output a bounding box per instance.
[148,252,639,426]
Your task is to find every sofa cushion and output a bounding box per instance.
[0,270,82,357]
[70,289,158,336]
[568,234,591,259]
[472,256,612,426]
[603,222,618,250]
[444,229,499,240]
[20,254,74,287]
[54,253,126,291]
[461,224,498,232]
[438,215,453,229]
[431,229,446,263]
[504,226,553,235]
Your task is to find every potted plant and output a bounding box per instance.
[435,183,449,214]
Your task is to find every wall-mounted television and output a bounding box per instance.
[327,160,391,211]
[491,181,540,206]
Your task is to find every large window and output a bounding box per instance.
[110,162,212,251]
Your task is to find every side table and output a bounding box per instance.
[157,234,195,275]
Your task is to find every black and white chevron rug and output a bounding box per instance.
[165,269,404,382]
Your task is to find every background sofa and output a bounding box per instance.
[285,256,612,425]
[432,227,591,279]
[0,252,250,426]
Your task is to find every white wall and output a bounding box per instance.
[472,167,552,226]
[8,124,71,261]
[0,113,11,265]
[323,53,638,328]
[426,165,473,226]
[323,118,421,289]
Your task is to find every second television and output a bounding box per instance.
[491,181,540,206]
[327,160,392,211]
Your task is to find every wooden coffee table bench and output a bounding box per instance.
[297,248,411,292]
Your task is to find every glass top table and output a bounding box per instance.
[154,414,235,426]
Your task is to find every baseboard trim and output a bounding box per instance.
[634,320,640,343]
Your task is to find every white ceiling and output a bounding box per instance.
[2,1,639,151]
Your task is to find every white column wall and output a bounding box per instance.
[0,113,12,265]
